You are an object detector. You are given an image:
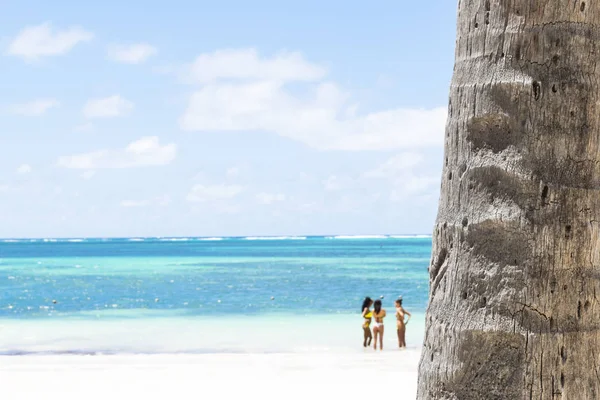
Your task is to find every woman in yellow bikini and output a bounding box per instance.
[395,297,411,349]
[361,297,373,347]
[372,299,386,350]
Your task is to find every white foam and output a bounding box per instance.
[331,235,389,239]
[197,237,224,241]
[389,234,432,239]
[67,239,84,243]
[244,236,307,240]
[128,238,144,242]
[158,238,190,242]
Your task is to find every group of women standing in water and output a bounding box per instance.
[361,296,411,350]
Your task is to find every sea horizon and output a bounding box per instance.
[0,233,433,241]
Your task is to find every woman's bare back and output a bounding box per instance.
[396,307,406,326]
[373,309,386,324]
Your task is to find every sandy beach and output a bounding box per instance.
[0,352,420,400]
[0,314,424,399]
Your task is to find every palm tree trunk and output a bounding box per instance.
[417,1,600,399]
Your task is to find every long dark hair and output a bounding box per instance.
[374,299,382,314]
[361,297,373,312]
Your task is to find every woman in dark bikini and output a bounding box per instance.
[395,297,411,349]
[361,297,374,347]
[372,299,386,350]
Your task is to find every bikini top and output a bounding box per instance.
[364,311,373,319]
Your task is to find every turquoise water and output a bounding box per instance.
[0,236,431,354]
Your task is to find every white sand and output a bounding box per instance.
[0,352,420,400]
[0,315,425,399]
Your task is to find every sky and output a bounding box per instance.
[0,0,457,238]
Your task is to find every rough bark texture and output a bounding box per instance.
[416,1,600,399]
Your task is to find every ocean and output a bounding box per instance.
[0,235,431,355]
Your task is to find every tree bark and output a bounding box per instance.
[416,1,600,399]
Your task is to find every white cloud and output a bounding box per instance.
[362,153,440,201]
[57,136,176,169]
[304,153,440,212]
[16,164,32,174]
[390,176,440,200]
[74,122,94,133]
[256,192,286,205]
[185,48,326,84]
[83,95,134,118]
[226,167,240,178]
[156,195,171,206]
[120,196,170,208]
[9,99,59,116]
[108,43,157,64]
[322,175,352,191]
[186,184,243,202]
[7,22,93,60]
[376,74,395,88]
[120,200,149,208]
[298,172,316,184]
[362,152,424,179]
[296,201,319,213]
[178,49,446,151]
[80,170,95,180]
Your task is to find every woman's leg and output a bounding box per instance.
[399,325,406,348]
[373,327,379,350]
[397,325,402,348]
[379,325,384,350]
[363,326,370,347]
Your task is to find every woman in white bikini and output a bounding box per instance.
[371,299,386,350]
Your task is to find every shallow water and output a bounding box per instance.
[0,236,431,354]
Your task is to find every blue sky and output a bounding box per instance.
[0,0,457,238]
